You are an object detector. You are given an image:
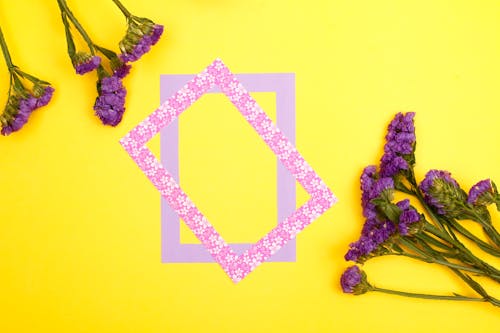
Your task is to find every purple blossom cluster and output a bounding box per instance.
[360,166,394,218]
[91,21,162,126]
[113,62,131,79]
[344,217,396,262]
[396,199,421,235]
[120,24,164,63]
[380,112,416,177]
[93,75,126,126]
[345,168,397,262]
[340,265,362,293]
[56,0,164,128]
[360,165,378,219]
[467,179,494,206]
[1,86,54,136]
[342,112,500,305]
[74,55,101,75]
[346,162,423,262]
[419,169,460,215]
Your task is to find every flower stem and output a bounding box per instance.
[388,252,474,273]
[398,237,500,279]
[111,0,132,18]
[56,0,96,54]
[371,286,487,303]
[417,230,455,252]
[468,207,500,247]
[444,217,500,257]
[0,25,15,70]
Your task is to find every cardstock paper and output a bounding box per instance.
[160,73,297,263]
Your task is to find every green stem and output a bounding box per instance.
[416,233,500,282]
[11,73,26,94]
[468,208,500,247]
[417,231,455,252]
[56,0,96,54]
[423,209,500,264]
[394,181,413,195]
[371,286,488,302]
[1,73,14,120]
[374,254,500,306]
[445,217,500,257]
[371,286,487,302]
[398,238,498,278]
[0,25,15,70]
[111,0,132,18]
[450,268,500,307]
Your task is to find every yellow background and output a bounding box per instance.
[1,0,500,332]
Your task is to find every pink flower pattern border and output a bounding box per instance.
[120,59,337,283]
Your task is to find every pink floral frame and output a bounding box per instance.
[120,59,337,283]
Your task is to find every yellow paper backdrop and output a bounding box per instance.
[1,0,500,332]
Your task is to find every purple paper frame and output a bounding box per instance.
[160,73,296,262]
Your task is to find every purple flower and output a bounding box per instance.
[113,62,132,79]
[74,55,101,75]
[419,170,466,217]
[380,112,416,177]
[340,266,371,295]
[1,86,54,136]
[371,177,394,199]
[344,248,361,262]
[150,24,164,45]
[360,165,395,219]
[380,153,409,178]
[120,24,164,63]
[347,169,398,262]
[396,199,410,210]
[93,75,126,126]
[363,218,396,246]
[375,220,397,242]
[467,179,495,206]
[396,199,421,235]
[9,114,28,131]
[345,217,396,262]
[360,166,378,218]
[341,266,362,293]
[345,235,375,262]
[36,86,55,107]
[345,238,365,262]
[1,125,13,136]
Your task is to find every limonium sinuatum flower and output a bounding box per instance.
[419,169,468,218]
[468,179,500,209]
[57,0,164,126]
[93,71,127,126]
[380,112,416,177]
[0,26,54,136]
[340,266,371,294]
[112,0,164,63]
[342,112,500,308]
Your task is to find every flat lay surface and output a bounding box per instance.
[0,1,499,332]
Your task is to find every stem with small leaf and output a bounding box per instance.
[371,286,489,303]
